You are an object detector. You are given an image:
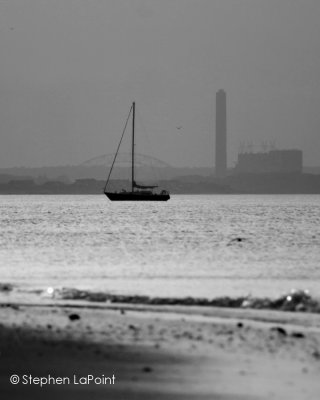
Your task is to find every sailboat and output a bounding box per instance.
[104,102,170,201]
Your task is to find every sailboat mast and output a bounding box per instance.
[132,101,135,192]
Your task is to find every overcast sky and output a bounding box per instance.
[0,0,319,168]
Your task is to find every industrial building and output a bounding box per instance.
[215,90,227,178]
[234,149,303,174]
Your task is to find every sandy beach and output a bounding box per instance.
[0,301,320,399]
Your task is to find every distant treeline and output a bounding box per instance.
[1,173,320,194]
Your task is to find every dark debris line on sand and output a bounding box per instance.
[39,287,320,314]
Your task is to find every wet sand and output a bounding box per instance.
[1,302,320,399]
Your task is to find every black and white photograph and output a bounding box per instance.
[1,1,320,399]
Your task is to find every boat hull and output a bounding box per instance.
[105,192,170,201]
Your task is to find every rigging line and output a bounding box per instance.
[104,104,133,193]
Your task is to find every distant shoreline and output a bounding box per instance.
[1,191,320,195]
[1,173,320,194]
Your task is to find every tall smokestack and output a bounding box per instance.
[215,90,227,178]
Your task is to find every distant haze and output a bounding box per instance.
[0,0,319,168]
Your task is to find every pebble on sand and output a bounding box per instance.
[270,326,287,336]
[69,313,81,321]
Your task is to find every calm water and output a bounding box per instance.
[0,194,320,299]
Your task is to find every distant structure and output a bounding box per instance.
[215,90,227,178]
[234,149,303,174]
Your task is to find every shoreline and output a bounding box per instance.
[2,284,320,314]
[1,301,320,399]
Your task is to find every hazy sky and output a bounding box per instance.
[0,0,319,168]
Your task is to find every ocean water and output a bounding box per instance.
[0,194,320,299]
